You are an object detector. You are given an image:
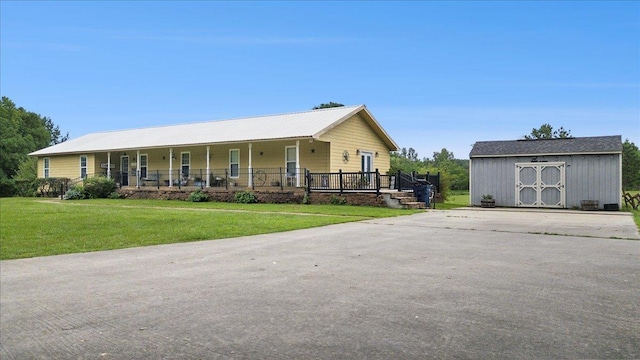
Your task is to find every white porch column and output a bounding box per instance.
[136,150,141,188]
[248,143,253,187]
[107,152,111,178]
[169,148,173,188]
[206,146,211,188]
[296,140,300,187]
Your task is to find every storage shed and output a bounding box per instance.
[469,136,623,209]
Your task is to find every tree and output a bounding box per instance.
[524,123,572,139]
[622,139,640,191]
[0,96,67,196]
[312,102,345,109]
[390,148,421,174]
[390,146,470,198]
[432,148,455,168]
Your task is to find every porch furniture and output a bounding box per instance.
[212,176,225,187]
[143,173,160,186]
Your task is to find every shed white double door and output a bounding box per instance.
[515,162,565,208]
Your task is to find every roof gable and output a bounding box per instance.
[470,136,623,158]
[30,105,397,156]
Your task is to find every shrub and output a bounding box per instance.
[108,191,124,199]
[83,176,116,199]
[63,187,85,200]
[33,178,69,198]
[330,195,347,205]
[188,190,210,202]
[235,191,258,204]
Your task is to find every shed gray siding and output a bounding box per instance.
[470,154,621,209]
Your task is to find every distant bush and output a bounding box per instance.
[63,187,85,200]
[83,176,116,199]
[235,191,258,204]
[188,190,209,202]
[108,191,124,199]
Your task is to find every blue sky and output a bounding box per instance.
[1,1,638,160]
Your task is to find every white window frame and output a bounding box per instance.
[140,154,148,179]
[181,152,190,179]
[80,155,88,179]
[43,158,50,178]
[229,149,240,178]
[285,146,297,176]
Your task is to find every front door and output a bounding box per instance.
[361,152,373,188]
[516,162,565,208]
[121,156,129,186]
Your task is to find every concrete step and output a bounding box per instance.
[384,191,426,209]
[403,201,427,209]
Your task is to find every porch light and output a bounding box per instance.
[375,151,379,157]
[260,151,264,156]
[311,148,315,153]
[356,149,360,155]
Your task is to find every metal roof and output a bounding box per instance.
[469,135,623,158]
[30,105,399,156]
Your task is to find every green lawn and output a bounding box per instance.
[437,190,470,210]
[0,198,419,260]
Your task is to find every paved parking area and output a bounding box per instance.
[1,209,639,359]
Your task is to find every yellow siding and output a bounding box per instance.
[38,154,86,179]
[167,141,330,174]
[34,115,393,181]
[319,114,392,173]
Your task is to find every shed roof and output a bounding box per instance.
[30,105,399,156]
[470,135,622,158]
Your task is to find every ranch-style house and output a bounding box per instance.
[29,105,399,190]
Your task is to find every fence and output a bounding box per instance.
[112,168,307,191]
[395,171,440,193]
[41,169,438,198]
[306,169,383,195]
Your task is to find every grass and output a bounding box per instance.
[437,190,470,210]
[0,198,419,260]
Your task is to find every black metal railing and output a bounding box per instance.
[394,171,440,193]
[307,169,382,195]
[111,168,307,190]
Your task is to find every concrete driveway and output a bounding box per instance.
[1,209,639,359]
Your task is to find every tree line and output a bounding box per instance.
[1,99,639,197]
[0,97,68,196]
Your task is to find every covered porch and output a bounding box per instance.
[93,139,324,189]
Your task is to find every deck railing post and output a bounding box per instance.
[279,167,284,191]
[200,169,204,189]
[177,169,181,189]
[396,170,401,191]
[339,169,344,194]
[156,170,160,189]
[250,168,255,190]
[376,168,380,196]
[306,169,311,195]
[225,169,229,190]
